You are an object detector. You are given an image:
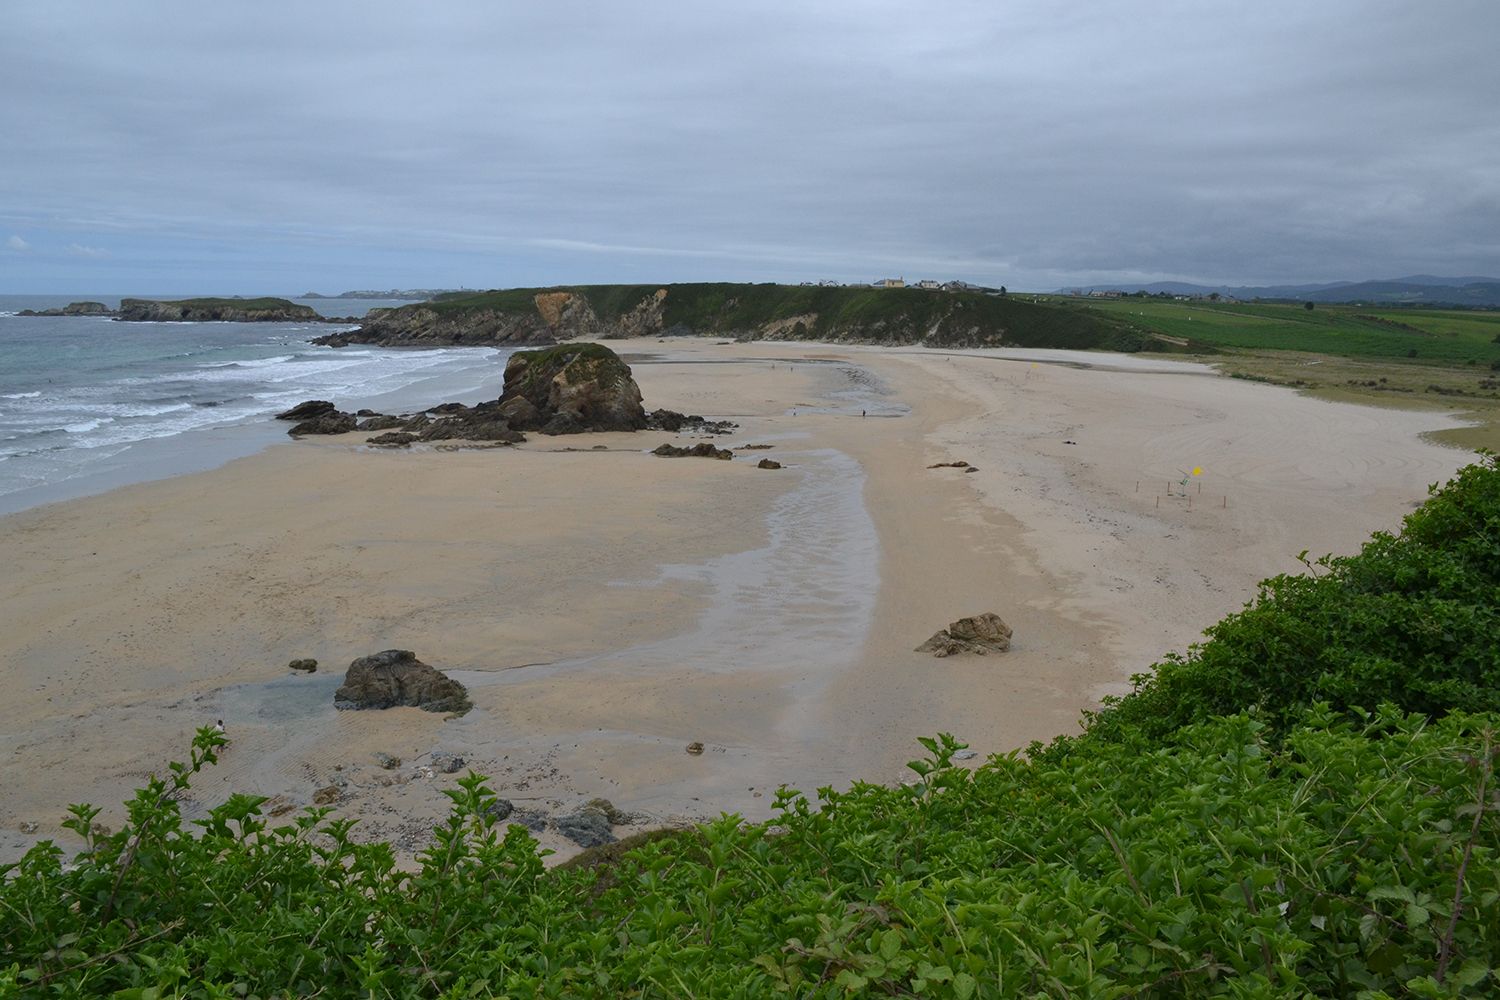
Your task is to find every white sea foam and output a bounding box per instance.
[0,327,513,510]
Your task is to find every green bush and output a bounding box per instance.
[4,713,1498,996]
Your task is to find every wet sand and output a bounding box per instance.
[0,339,1474,862]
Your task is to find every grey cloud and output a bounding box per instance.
[2,0,1497,292]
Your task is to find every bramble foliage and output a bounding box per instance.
[3,715,1498,996]
[3,459,1499,996]
[1080,453,1500,747]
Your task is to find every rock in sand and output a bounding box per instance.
[333,650,472,714]
[916,613,1013,657]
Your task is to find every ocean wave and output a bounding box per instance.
[1,391,42,399]
[197,354,298,370]
[63,417,114,434]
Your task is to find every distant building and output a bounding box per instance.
[1087,289,1123,299]
[915,279,942,290]
[876,277,905,288]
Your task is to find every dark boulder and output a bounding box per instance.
[648,408,685,432]
[333,649,472,714]
[418,418,524,444]
[288,412,357,436]
[647,409,737,435]
[367,431,417,448]
[357,414,406,431]
[554,805,616,848]
[276,400,337,421]
[652,442,733,460]
[757,458,782,470]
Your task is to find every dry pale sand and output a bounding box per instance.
[0,338,1475,862]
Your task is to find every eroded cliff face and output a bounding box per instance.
[317,291,617,348]
[533,291,600,334]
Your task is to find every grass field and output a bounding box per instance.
[1050,296,1500,365]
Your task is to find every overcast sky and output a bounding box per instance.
[2,1,1497,294]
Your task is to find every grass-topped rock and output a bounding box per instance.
[497,342,646,434]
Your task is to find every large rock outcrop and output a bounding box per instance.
[496,343,646,434]
[916,613,1013,657]
[333,650,471,714]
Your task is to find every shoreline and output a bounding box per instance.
[0,339,1476,863]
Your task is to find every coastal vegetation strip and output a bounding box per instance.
[1071,296,1500,364]
[3,455,1496,996]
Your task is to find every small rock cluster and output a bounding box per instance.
[482,796,638,848]
[651,442,733,460]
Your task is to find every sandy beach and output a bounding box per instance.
[0,339,1474,862]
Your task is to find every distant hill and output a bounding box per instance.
[1072,276,1500,306]
[298,289,458,300]
[315,282,1162,353]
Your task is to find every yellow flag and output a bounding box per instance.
[1191,467,1202,476]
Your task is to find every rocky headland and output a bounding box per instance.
[309,283,1160,352]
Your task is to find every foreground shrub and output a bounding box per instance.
[4,710,1498,996]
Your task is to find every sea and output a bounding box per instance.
[0,295,516,515]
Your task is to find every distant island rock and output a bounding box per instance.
[309,283,1153,352]
[299,288,458,300]
[115,297,325,323]
[17,300,113,317]
[19,297,336,323]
